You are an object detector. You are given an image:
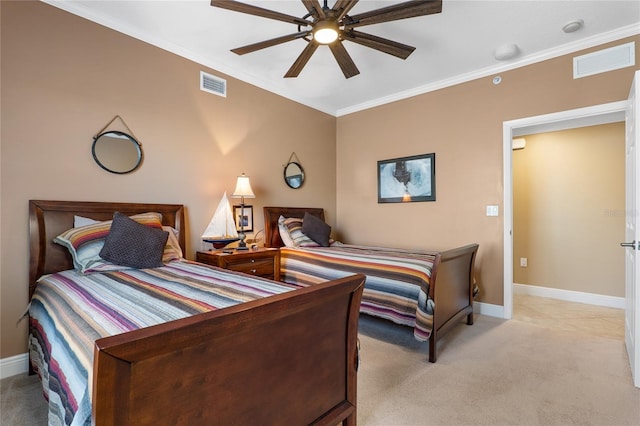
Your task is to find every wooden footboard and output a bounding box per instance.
[428,243,479,363]
[93,273,365,426]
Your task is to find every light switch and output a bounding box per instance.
[486,205,499,217]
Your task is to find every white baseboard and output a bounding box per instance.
[474,301,504,318]
[513,283,624,309]
[0,353,29,379]
[471,283,623,321]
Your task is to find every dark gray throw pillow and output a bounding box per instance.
[99,212,169,269]
[301,212,331,247]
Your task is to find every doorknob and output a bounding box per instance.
[620,241,637,249]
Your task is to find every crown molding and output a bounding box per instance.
[336,24,640,116]
[42,2,639,117]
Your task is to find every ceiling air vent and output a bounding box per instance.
[573,42,635,79]
[200,71,226,97]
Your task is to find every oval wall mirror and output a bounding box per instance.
[92,131,143,174]
[284,161,305,189]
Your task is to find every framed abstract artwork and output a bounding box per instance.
[377,153,435,203]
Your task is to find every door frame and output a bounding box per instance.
[502,100,628,319]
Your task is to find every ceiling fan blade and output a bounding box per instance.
[211,0,310,27]
[345,0,442,28]
[331,0,359,22]
[301,0,326,19]
[284,40,320,78]
[231,31,311,55]
[329,41,360,79]
[342,29,415,59]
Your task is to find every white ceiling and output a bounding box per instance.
[44,1,640,116]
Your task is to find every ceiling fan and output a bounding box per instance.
[210,0,443,79]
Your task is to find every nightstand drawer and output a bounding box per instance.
[220,257,275,277]
[196,248,280,281]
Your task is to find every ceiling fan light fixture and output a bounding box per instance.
[313,20,339,44]
[211,0,444,78]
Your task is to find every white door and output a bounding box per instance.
[623,70,640,388]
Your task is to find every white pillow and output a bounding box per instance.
[74,215,99,227]
[278,215,296,247]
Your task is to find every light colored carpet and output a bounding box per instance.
[358,303,637,425]
[2,295,639,425]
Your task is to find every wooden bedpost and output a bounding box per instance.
[427,244,478,363]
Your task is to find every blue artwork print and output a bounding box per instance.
[378,153,435,203]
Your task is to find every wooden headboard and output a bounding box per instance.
[28,200,186,299]
[263,206,325,248]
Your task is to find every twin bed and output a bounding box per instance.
[28,200,364,426]
[27,200,478,425]
[263,207,479,364]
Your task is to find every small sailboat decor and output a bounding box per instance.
[202,192,240,249]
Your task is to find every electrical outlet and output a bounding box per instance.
[520,257,528,267]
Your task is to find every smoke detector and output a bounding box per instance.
[563,19,584,33]
[494,43,520,61]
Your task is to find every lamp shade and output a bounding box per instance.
[231,173,255,198]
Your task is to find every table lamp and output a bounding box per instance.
[231,173,255,250]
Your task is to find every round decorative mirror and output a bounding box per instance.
[284,161,305,189]
[92,131,143,174]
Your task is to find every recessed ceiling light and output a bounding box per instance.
[562,19,584,33]
[494,43,520,61]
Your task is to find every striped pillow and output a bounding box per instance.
[83,226,183,273]
[74,215,183,262]
[55,212,164,273]
[277,215,296,247]
[161,226,183,262]
[280,216,321,247]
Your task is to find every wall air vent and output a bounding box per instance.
[200,71,226,97]
[573,42,635,79]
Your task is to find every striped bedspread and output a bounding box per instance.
[280,245,437,341]
[28,260,298,426]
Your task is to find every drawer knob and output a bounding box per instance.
[250,269,257,273]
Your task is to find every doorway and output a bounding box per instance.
[512,125,625,303]
[502,100,628,319]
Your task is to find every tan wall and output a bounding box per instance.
[0,2,336,358]
[513,124,625,297]
[336,36,639,307]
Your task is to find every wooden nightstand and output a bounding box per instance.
[196,248,281,281]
